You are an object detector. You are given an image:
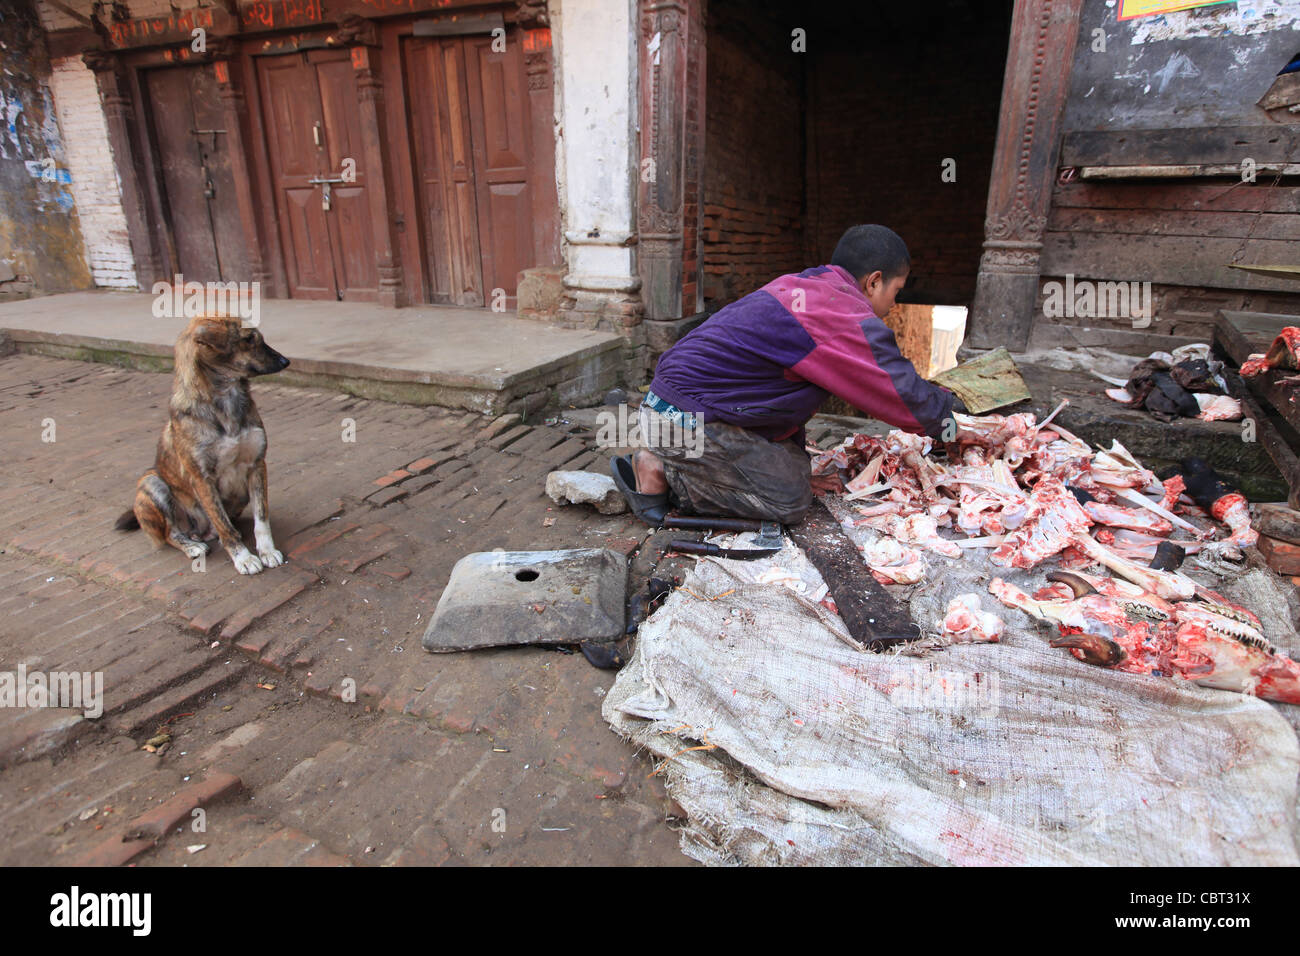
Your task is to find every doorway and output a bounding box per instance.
[701,0,1014,309]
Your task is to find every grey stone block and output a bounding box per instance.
[422,548,627,652]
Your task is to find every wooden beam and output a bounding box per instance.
[44,27,101,59]
[43,0,93,29]
[1040,233,1300,293]
[1063,127,1299,167]
[412,13,503,35]
[787,499,918,652]
[1051,180,1300,215]
[1080,164,1300,180]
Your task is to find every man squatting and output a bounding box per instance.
[610,224,965,525]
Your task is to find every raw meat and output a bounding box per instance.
[990,477,1092,569]
[941,593,1003,643]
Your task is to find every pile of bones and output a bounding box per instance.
[807,401,1300,705]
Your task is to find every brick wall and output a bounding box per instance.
[701,0,806,307]
[804,2,1010,306]
[48,57,137,289]
[702,0,1011,310]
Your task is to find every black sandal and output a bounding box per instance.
[610,454,670,526]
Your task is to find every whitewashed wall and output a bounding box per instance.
[551,0,641,300]
[48,57,136,289]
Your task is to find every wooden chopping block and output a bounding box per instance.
[1256,534,1300,576]
[1254,503,1300,547]
[787,499,919,651]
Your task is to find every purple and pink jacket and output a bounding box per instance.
[650,264,956,442]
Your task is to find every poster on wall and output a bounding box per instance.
[1118,0,1234,19]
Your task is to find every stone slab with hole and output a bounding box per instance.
[421,548,627,653]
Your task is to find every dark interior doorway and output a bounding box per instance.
[701,0,1013,309]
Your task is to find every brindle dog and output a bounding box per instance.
[115,315,290,575]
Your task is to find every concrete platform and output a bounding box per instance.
[1018,362,1287,501]
[0,291,627,415]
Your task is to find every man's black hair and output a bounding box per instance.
[831,224,910,282]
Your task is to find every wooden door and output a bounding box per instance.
[257,50,378,301]
[145,65,251,282]
[464,33,533,308]
[405,36,484,305]
[403,31,537,307]
[315,55,379,298]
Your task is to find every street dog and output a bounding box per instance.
[114,315,291,575]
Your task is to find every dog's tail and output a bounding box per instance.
[114,509,140,532]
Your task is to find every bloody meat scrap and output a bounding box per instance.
[809,401,1291,703]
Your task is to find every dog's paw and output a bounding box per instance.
[231,548,264,575]
[182,540,209,559]
[258,547,284,568]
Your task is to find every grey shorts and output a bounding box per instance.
[638,403,812,524]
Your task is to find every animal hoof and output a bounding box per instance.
[233,551,264,575]
[1051,633,1127,667]
[258,549,284,568]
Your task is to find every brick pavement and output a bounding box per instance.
[0,354,687,865]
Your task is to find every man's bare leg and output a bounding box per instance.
[634,449,669,495]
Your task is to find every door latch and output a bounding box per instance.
[308,175,347,211]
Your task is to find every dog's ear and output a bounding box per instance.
[191,321,233,351]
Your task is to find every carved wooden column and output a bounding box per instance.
[680,0,705,318]
[637,0,688,324]
[968,0,1084,350]
[523,26,561,267]
[212,55,273,294]
[83,50,164,289]
[346,18,406,308]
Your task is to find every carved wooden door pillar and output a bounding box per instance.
[968,0,1084,350]
[637,0,704,327]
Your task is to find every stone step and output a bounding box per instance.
[0,291,630,416]
[107,661,250,737]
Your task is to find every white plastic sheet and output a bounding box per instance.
[604,549,1300,866]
